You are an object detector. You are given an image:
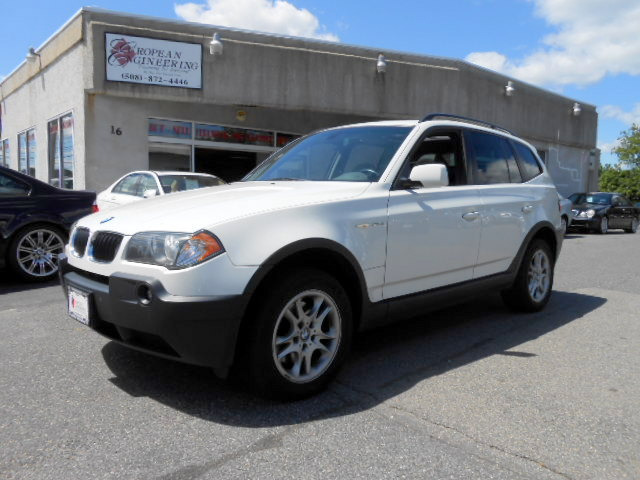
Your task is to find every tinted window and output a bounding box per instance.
[244,126,412,182]
[585,193,612,205]
[618,196,632,207]
[0,172,30,196]
[112,174,141,196]
[513,142,543,181]
[465,130,511,184]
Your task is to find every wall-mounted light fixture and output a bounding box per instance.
[572,102,582,116]
[26,47,40,63]
[209,33,223,56]
[505,80,515,97]
[376,54,387,74]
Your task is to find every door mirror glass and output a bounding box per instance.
[409,163,449,188]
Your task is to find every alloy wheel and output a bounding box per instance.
[271,289,342,384]
[527,249,551,303]
[15,228,65,278]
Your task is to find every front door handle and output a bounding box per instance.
[522,205,534,214]
[462,211,480,221]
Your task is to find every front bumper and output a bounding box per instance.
[569,217,599,230]
[59,255,247,373]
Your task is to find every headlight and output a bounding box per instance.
[586,209,596,218]
[125,231,224,269]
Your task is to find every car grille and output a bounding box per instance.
[90,232,124,263]
[71,227,90,257]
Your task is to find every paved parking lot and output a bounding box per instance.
[1,231,639,479]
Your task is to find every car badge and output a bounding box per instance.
[100,216,115,224]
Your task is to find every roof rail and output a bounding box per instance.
[419,113,515,136]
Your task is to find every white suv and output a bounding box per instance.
[60,114,563,399]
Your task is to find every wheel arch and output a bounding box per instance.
[508,221,559,274]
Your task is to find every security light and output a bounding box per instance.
[505,80,515,97]
[572,102,582,116]
[376,54,387,74]
[209,33,223,56]
[26,47,39,62]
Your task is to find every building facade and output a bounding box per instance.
[0,8,599,195]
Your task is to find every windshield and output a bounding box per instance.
[159,174,225,193]
[243,126,413,182]
[584,193,613,205]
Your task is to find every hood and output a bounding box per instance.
[572,203,609,210]
[80,181,371,235]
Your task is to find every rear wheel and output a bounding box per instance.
[625,217,638,234]
[8,225,66,282]
[560,216,568,235]
[239,268,352,400]
[501,239,554,312]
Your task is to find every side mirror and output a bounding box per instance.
[143,189,158,199]
[409,163,449,188]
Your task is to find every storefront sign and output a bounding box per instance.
[149,119,192,139]
[195,124,275,147]
[106,33,202,89]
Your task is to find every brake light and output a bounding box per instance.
[92,201,99,213]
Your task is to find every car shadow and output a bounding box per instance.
[0,268,59,294]
[101,290,605,428]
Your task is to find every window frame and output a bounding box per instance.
[47,112,75,189]
[391,126,469,190]
[0,138,9,167]
[17,127,37,178]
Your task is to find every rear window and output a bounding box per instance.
[513,142,543,181]
[159,174,224,193]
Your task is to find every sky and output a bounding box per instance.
[1,0,638,165]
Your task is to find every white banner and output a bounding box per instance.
[105,33,202,89]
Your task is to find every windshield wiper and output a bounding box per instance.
[267,177,306,181]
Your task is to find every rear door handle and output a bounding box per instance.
[522,205,534,214]
[462,211,480,221]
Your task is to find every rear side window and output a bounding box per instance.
[513,142,543,181]
[0,172,30,196]
[464,130,515,184]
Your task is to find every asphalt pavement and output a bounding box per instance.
[0,230,638,479]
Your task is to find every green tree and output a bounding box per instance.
[612,124,640,168]
[599,164,640,201]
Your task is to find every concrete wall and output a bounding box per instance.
[0,43,87,188]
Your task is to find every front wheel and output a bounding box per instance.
[596,216,608,234]
[240,269,352,400]
[501,239,554,312]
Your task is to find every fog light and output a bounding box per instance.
[137,284,153,305]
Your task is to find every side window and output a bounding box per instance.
[513,142,543,181]
[618,196,632,207]
[464,130,511,184]
[112,174,141,196]
[138,174,159,197]
[0,172,30,196]
[398,131,466,186]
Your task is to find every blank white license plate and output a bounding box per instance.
[68,287,90,325]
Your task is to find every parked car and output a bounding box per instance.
[97,171,225,210]
[568,192,639,234]
[558,193,573,234]
[60,114,563,399]
[0,165,96,281]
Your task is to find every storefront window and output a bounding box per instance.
[276,133,300,148]
[148,118,192,139]
[0,139,9,167]
[48,114,74,189]
[18,128,36,177]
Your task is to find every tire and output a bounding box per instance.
[501,239,554,313]
[7,224,67,282]
[239,268,352,400]
[596,216,608,234]
[624,217,638,234]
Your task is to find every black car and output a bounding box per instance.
[568,192,639,234]
[0,166,96,281]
